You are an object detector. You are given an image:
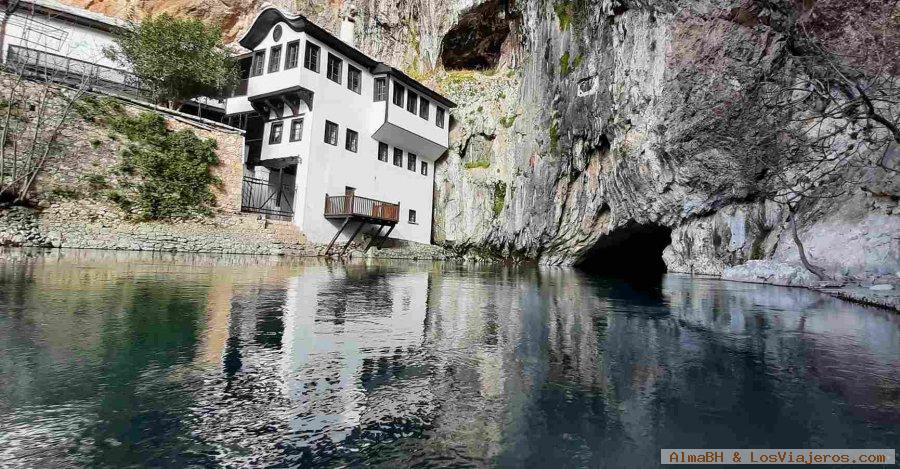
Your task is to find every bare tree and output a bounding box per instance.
[0,52,93,205]
[671,1,899,280]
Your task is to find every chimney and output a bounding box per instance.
[340,5,357,47]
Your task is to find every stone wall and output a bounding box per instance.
[0,200,316,256]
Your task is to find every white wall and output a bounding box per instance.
[244,21,445,245]
[2,9,123,71]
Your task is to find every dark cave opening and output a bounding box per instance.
[576,223,673,280]
[439,0,515,70]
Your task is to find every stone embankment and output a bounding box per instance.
[0,200,458,260]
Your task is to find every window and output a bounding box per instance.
[289,117,303,142]
[347,65,361,93]
[272,25,283,42]
[251,50,265,76]
[407,153,417,171]
[421,161,428,176]
[269,121,283,144]
[408,209,417,224]
[304,42,320,72]
[327,53,342,83]
[285,41,300,69]
[436,107,446,128]
[406,90,417,113]
[419,98,429,120]
[393,148,403,166]
[374,77,387,101]
[345,129,358,152]
[393,82,405,107]
[268,45,282,73]
[378,142,388,162]
[324,120,338,145]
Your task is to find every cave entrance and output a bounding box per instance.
[439,0,514,70]
[575,223,672,279]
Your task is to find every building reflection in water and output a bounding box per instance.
[1,250,898,468]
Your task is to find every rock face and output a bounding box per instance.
[61,0,899,279]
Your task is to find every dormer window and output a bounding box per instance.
[326,53,342,84]
[272,24,283,41]
[393,82,405,107]
[304,42,320,72]
[251,50,265,77]
[268,45,282,73]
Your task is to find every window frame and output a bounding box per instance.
[420,161,428,176]
[436,107,446,128]
[406,90,418,113]
[419,98,429,120]
[269,121,283,145]
[378,142,388,162]
[374,77,387,101]
[285,40,300,69]
[268,45,282,73]
[408,209,417,224]
[251,50,265,77]
[345,128,358,152]
[326,53,343,84]
[324,120,338,146]
[392,82,405,107]
[407,153,417,171]
[393,148,403,167]
[347,65,361,94]
[289,117,304,142]
[304,41,320,72]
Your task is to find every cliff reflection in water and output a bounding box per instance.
[0,250,897,468]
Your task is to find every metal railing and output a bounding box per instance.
[6,45,145,97]
[324,195,399,223]
[241,176,294,218]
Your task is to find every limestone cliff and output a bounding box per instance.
[62,0,899,280]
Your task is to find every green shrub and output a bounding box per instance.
[492,181,507,216]
[464,159,491,169]
[499,114,518,128]
[112,112,220,220]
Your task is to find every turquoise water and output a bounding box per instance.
[0,249,898,468]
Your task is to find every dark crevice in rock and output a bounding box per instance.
[439,0,516,70]
[576,223,673,278]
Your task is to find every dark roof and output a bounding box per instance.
[238,7,455,108]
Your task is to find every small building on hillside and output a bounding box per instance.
[0,0,226,119]
[225,6,454,248]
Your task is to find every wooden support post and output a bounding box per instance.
[377,224,395,249]
[325,217,350,254]
[364,224,385,252]
[341,221,365,255]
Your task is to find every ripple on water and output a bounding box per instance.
[0,251,898,468]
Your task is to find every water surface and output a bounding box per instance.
[0,249,898,467]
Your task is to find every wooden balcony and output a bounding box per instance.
[324,195,399,224]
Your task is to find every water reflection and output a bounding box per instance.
[0,249,898,468]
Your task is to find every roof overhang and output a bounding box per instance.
[238,6,455,109]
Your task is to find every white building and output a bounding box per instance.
[225,7,455,249]
[0,0,226,119]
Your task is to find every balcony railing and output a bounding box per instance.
[324,195,399,223]
[6,45,145,97]
[242,176,294,218]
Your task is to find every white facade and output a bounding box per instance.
[1,0,126,74]
[227,7,454,245]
